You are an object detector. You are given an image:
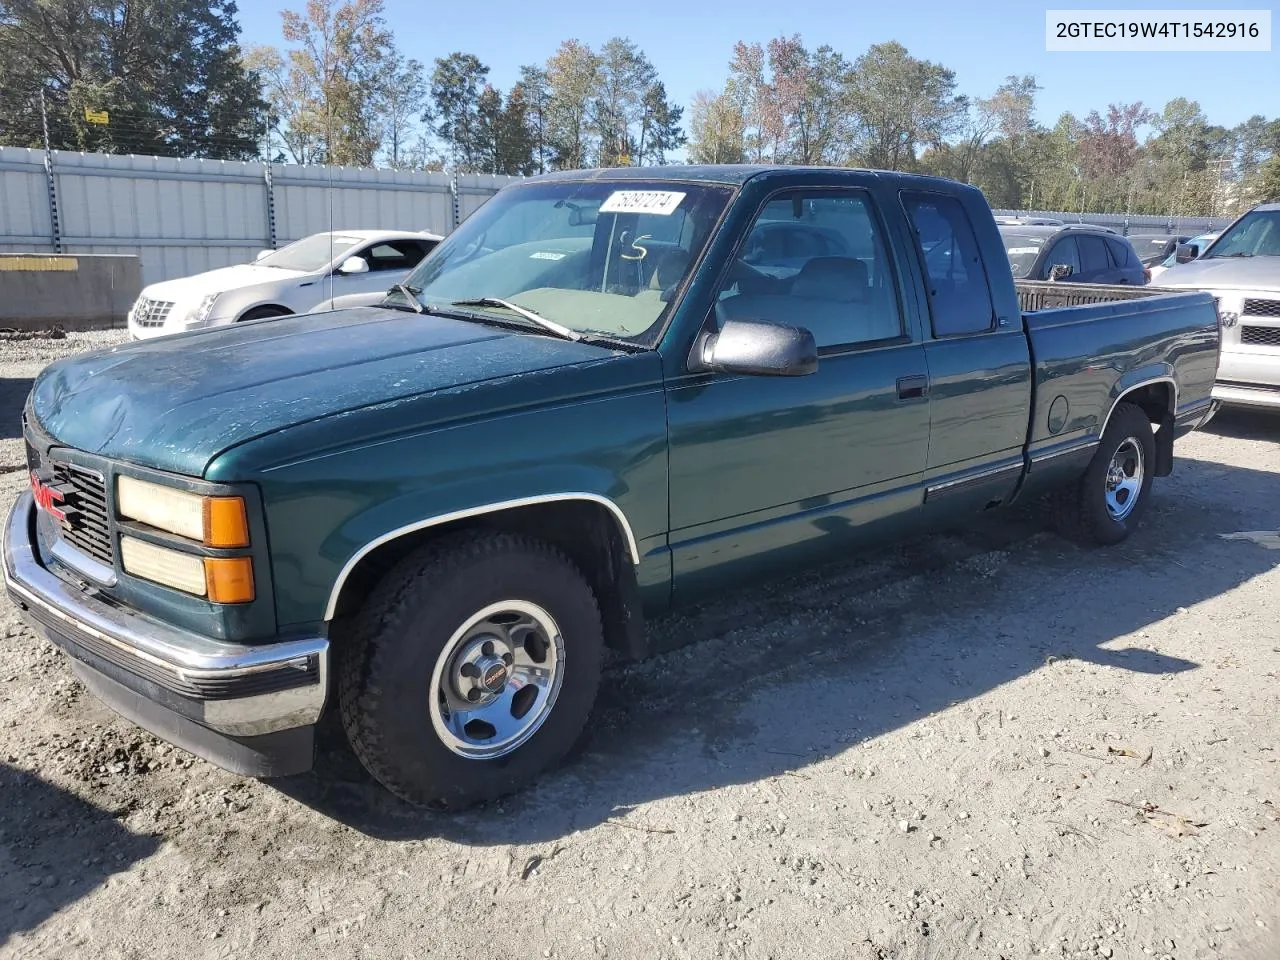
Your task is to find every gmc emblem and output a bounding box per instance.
[30,471,66,522]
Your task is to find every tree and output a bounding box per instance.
[249,0,395,167]
[473,84,535,175]
[845,41,967,171]
[687,89,745,163]
[517,64,551,173]
[766,36,848,164]
[429,52,489,171]
[545,39,600,170]
[589,37,655,165]
[637,81,685,164]
[0,0,265,159]
[380,50,425,168]
[1258,155,1280,202]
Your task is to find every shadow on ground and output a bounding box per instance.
[270,453,1278,846]
[0,763,160,945]
[0,379,33,441]
[1203,405,1279,441]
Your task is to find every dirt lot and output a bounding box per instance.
[1,331,1277,960]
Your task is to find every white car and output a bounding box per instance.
[127,229,443,340]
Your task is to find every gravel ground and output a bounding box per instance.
[1,330,1277,960]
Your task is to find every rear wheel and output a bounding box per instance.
[338,532,604,810]
[1049,401,1155,545]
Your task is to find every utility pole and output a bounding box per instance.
[39,90,62,254]
[1207,157,1232,218]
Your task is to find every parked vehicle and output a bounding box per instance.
[1155,202,1280,409]
[126,229,443,339]
[1000,223,1148,285]
[994,216,1065,226]
[6,165,1221,810]
[1147,232,1218,283]
[1127,233,1193,267]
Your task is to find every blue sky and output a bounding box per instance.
[237,0,1279,134]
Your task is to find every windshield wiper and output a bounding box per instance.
[385,283,426,313]
[451,297,582,342]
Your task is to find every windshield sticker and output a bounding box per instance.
[530,251,566,260]
[1006,246,1041,255]
[599,190,686,216]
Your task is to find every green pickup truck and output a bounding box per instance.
[4,165,1222,810]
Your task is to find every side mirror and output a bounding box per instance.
[697,318,818,377]
[1175,243,1198,264]
[338,255,370,275]
[1049,263,1074,281]
[255,249,272,261]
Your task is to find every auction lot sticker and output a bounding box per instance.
[600,191,687,216]
[1046,9,1272,51]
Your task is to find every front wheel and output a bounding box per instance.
[1049,401,1155,545]
[338,532,604,810]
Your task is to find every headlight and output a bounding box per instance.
[119,537,255,603]
[183,293,219,326]
[116,476,250,547]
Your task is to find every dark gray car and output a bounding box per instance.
[1127,233,1193,266]
[1000,224,1148,285]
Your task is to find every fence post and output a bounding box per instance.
[450,173,460,232]
[39,91,62,254]
[263,161,278,250]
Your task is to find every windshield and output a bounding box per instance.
[256,233,364,272]
[398,179,735,344]
[1000,233,1046,278]
[1206,210,1280,258]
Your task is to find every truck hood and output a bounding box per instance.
[28,307,619,476]
[1154,256,1280,291]
[142,263,308,300]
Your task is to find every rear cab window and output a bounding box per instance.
[900,192,996,337]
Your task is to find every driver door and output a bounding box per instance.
[665,187,931,599]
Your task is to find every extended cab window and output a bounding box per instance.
[715,190,904,348]
[901,193,995,337]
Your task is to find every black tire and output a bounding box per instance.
[238,306,292,322]
[338,532,604,810]
[1049,401,1155,546]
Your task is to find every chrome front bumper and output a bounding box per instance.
[2,491,328,776]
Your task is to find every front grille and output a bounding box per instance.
[1240,325,1280,347]
[1243,299,1280,318]
[50,461,114,566]
[132,297,173,327]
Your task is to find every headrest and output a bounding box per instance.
[791,257,868,302]
[650,248,692,290]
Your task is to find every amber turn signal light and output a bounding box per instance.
[204,557,255,604]
[203,497,250,548]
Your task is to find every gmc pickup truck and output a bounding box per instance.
[3,166,1222,811]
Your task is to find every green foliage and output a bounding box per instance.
[0,0,266,159]
[1,8,1271,216]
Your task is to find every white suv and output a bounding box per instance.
[127,229,443,340]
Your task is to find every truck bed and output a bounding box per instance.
[1015,280,1200,313]
[1016,282,1220,486]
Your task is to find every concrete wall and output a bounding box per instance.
[0,254,140,330]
